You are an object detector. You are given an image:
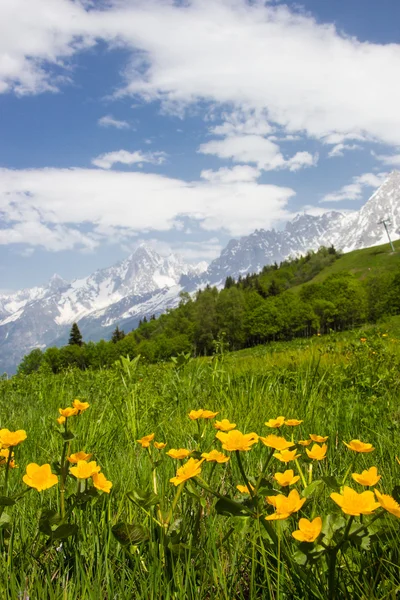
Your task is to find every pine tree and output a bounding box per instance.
[111,326,125,343]
[68,323,83,347]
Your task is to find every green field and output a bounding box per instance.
[0,322,400,598]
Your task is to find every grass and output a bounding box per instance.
[0,322,399,598]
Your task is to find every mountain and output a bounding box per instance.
[0,245,204,374]
[200,170,400,282]
[1,170,400,374]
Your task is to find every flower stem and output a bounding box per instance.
[295,458,307,489]
[165,482,184,528]
[255,448,275,494]
[59,420,69,520]
[235,450,256,508]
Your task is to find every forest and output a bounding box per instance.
[18,244,400,374]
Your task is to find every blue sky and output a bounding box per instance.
[1,0,400,290]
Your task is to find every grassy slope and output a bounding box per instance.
[1,327,400,598]
[311,239,400,282]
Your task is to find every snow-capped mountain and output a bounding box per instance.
[199,170,400,282]
[1,170,400,374]
[0,245,205,373]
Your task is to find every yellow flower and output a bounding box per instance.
[397,457,400,465]
[0,449,16,468]
[70,460,101,480]
[154,442,167,450]
[360,337,367,342]
[274,449,301,463]
[170,458,203,486]
[72,399,90,413]
[202,410,219,419]
[284,419,303,426]
[59,407,78,418]
[188,409,204,420]
[306,443,327,461]
[265,489,306,520]
[344,439,375,453]
[167,448,192,459]
[274,469,300,487]
[57,416,66,425]
[216,430,258,452]
[265,416,285,428]
[382,333,388,337]
[292,517,322,543]
[92,472,112,494]
[259,435,294,450]
[237,483,255,494]
[136,433,155,448]
[67,451,92,464]
[23,463,58,492]
[374,489,400,518]
[330,486,380,516]
[309,434,328,443]
[0,429,27,448]
[201,450,230,463]
[214,419,237,431]
[352,466,381,487]
[189,409,219,420]
[298,440,312,446]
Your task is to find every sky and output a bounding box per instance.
[1,0,400,291]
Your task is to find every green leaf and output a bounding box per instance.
[302,480,323,497]
[0,513,11,528]
[293,549,308,566]
[0,496,15,506]
[392,485,400,503]
[75,487,98,506]
[112,522,149,546]
[52,523,78,540]
[127,489,160,509]
[322,476,341,492]
[61,431,75,441]
[215,497,247,517]
[322,513,346,544]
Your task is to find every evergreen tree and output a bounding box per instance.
[111,326,125,343]
[68,322,83,347]
[150,314,156,321]
[143,316,148,324]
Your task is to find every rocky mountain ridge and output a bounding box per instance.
[1,170,400,373]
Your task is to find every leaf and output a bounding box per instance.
[127,489,160,509]
[0,513,11,528]
[75,487,99,506]
[392,485,400,504]
[302,480,323,498]
[0,496,15,506]
[112,522,149,546]
[322,513,346,544]
[61,431,75,441]
[215,497,247,517]
[293,549,308,566]
[52,523,78,540]
[322,476,341,492]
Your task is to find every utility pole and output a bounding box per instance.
[378,219,395,252]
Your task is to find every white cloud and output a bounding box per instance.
[2,1,400,149]
[328,143,362,158]
[373,153,400,167]
[200,165,261,183]
[0,167,295,251]
[199,135,317,171]
[92,149,167,169]
[210,109,273,137]
[321,172,388,203]
[98,115,130,129]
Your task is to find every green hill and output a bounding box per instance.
[18,241,400,375]
[307,239,400,282]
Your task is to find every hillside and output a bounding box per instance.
[17,241,400,374]
[308,239,400,282]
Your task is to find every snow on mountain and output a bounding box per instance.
[1,171,400,374]
[201,171,400,282]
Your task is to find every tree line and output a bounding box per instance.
[18,245,400,374]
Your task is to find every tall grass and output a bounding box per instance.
[0,327,399,598]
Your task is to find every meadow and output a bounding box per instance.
[0,322,399,599]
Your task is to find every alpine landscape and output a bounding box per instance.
[1,1,400,599]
